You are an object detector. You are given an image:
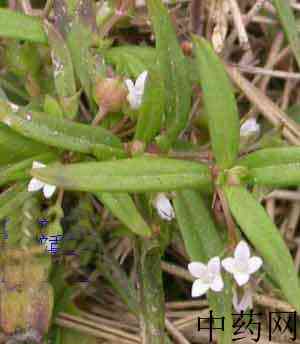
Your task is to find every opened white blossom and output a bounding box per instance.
[232,287,253,312]
[124,71,148,109]
[240,118,260,137]
[222,241,263,286]
[188,257,224,297]
[154,193,175,221]
[28,161,56,199]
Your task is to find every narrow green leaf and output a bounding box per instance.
[0,9,46,43]
[103,45,158,78]
[95,192,151,237]
[147,0,192,150]
[193,36,240,169]
[249,163,300,187]
[67,22,95,106]
[0,103,125,159]
[273,0,300,68]
[136,238,166,341]
[134,72,165,144]
[0,182,31,220]
[174,190,233,344]
[44,21,78,118]
[31,158,212,193]
[238,147,300,168]
[0,152,57,187]
[224,185,300,312]
[0,123,51,165]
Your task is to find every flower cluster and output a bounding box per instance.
[188,240,263,312]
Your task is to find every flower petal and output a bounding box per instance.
[28,178,44,192]
[188,262,207,279]
[221,257,236,274]
[248,256,263,274]
[155,193,175,221]
[124,79,135,93]
[208,256,221,274]
[234,240,250,262]
[135,70,148,94]
[43,184,56,199]
[191,279,210,298]
[240,118,260,137]
[127,91,142,110]
[234,272,250,286]
[32,161,46,169]
[211,274,224,292]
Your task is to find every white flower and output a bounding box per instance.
[188,257,224,297]
[222,241,263,286]
[124,71,148,109]
[28,161,56,199]
[154,193,175,221]
[240,118,260,137]
[232,287,253,312]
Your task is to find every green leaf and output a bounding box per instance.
[31,157,212,193]
[95,192,152,237]
[44,21,78,118]
[103,45,158,78]
[174,190,233,344]
[193,36,240,169]
[134,72,165,144]
[0,182,30,220]
[273,0,300,69]
[147,0,192,150]
[0,123,51,165]
[67,22,95,106]
[249,163,300,187]
[0,152,57,187]
[0,103,125,159]
[238,147,300,168]
[0,9,47,43]
[224,185,300,312]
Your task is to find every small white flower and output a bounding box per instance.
[222,241,263,286]
[124,71,148,110]
[154,193,175,221]
[188,257,224,297]
[240,118,260,137]
[232,287,253,312]
[28,161,56,199]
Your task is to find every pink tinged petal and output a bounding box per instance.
[208,256,221,274]
[188,262,207,279]
[221,257,236,274]
[28,178,44,192]
[234,272,250,286]
[234,240,250,262]
[43,184,56,199]
[32,161,46,169]
[135,71,148,94]
[248,256,263,274]
[211,274,224,292]
[191,279,210,298]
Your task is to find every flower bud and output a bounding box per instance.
[94,77,127,113]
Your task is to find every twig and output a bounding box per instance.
[226,65,300,144]
[165,318,190,344]
[227,0,249,49]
